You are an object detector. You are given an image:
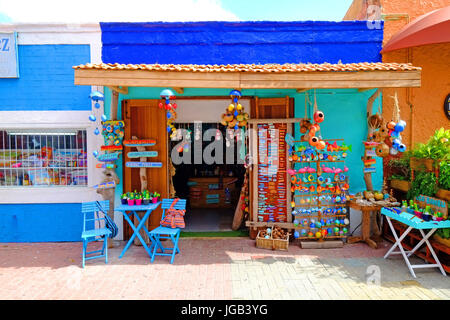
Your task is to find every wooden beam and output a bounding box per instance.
[107,85,128,95]
[172,87,184,94]
[358,88,375,92]
[296,88,309,93]
[75,69,422,89]
[247,117,306,124]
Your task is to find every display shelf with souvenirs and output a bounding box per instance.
[0,129,88,187]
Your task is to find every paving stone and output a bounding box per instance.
[0,239,448,300]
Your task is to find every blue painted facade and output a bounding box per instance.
[0,44,91,111]
[1,21,385,242]
[0,204,84,242]
[0,43,92,242]
[101,21,383,64]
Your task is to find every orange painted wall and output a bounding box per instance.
[344,0,450,147]
[382,0,450,147]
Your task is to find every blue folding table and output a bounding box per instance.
[381,207,450,278]
[115,202,162,259]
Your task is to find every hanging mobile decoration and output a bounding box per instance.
[159,89,178,140]
[221,90,249,130]
[90,91,104,109]
[89,91,105,136]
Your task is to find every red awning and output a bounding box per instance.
[381,6,450,53]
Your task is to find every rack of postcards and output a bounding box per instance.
[256,122,288,223]
[288,138,351,241]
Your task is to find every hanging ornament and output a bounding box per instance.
[220,90,249,130]
[93,150,98,157]
[89,114,96,122]
[160,89,178,138]
[94,128,100,135]
[89,91,104,109]
[101,114,107,122]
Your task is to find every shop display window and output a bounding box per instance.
[0,129,88,187]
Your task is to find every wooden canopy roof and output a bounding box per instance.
[73,62,421,89]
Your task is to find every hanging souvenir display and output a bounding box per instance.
[289,92,351,243]
[159,89,178,140]
[220,90,249,130]
[125,138,161,169]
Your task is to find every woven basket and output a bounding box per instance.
[256,230,289,251]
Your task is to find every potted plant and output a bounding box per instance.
[142,190,150,205]
[152,192,160,204]
[127,191,135,206]
[120,193,128,205]
[135,191,143,206]
[387,154,411,192]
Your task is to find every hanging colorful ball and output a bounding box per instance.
[294,231,299,239]
[293,219,299,226]
[308,232,314,238]
[101,114,107,122]
[93,150,98,157]
[300,229,307,236]
[89,114,96,122]
[342,227,348,234]
[315,232,322,239]
[333,227,339,235]
[94,128,100,135]
[94,102,100,109]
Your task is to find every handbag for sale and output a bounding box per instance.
[160,198,186,229]
[96,201,118,238]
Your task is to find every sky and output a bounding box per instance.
[0,0,354,23]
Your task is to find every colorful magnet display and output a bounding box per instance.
[102,120,125,147]
[220,90,249,130]
[159,89,178,140]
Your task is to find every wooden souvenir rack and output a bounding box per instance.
[289,138,350,242]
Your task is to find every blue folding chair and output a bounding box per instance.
[81,200,111,268]
[149,198,187,264]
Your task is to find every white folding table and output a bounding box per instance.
[381,207,449,278]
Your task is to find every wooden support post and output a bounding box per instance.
[363,89,380,191]
[110,90,119,121]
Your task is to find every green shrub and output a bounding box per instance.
[407,171,438,200]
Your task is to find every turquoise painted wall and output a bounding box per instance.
[104,87,383,205]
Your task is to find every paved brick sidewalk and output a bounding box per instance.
[0,239,448,300]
